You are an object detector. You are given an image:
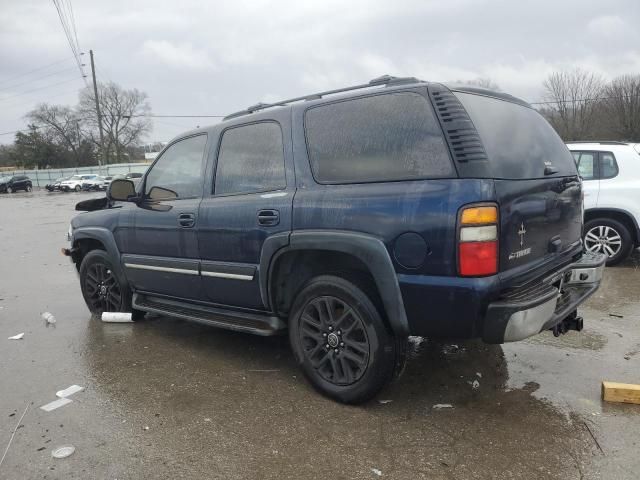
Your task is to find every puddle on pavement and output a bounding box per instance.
[80,320,596,479]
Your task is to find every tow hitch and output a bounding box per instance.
[551,311,583,337]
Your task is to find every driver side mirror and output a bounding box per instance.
[107,178,137,201]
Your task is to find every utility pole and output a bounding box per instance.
[89,50,107,166]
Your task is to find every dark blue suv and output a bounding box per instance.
[65,76,605,403]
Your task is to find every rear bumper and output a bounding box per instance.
[482,251,606,343]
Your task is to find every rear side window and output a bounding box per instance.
[455,92,578,179]
[599,152,618,179]
[214,122,286,195]
[305,92,454,184]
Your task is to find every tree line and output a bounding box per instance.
[0,81,152,169]
[540,69,640,142]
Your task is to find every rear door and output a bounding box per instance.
[454,92,582,274]
[570,151,599,208]
[197,112,293,310]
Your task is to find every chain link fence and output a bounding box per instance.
[2,163,152,187]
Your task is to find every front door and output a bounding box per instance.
[197,114,294,310]
[120,133,209,300]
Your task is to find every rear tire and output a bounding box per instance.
[288,275,396,404]
[26,184,32,192]
[79,249,144,319]
[74,185,81,192]
[584,218,633,266]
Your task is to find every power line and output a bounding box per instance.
[0,76,85,103]
[130,114,225,118]
[0,66,81,93]
[530,93,640,106]
[0,56,77,87]
[51,0,87,87]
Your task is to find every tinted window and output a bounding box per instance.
[455,92,578,179]
[575,152,596,180]
[214,122,286,195]
[600,152,618,179]
[305,92,453,184]
[145,134,207,200]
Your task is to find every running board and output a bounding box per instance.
[132,293,286,336]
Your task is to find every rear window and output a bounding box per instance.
[305,92,454,184]
[454,92,577,179]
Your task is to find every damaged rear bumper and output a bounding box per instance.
[483,251,606,343]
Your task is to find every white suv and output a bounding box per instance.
[60,174,99,192]
[567,142,640,265]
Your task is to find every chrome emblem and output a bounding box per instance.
[518,222,526,247]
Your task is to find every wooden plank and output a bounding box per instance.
[602,381,640,405]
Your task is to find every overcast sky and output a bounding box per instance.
[1,0,639,144]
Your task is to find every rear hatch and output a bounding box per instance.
[454,91,582,279]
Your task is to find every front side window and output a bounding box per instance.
[574,151,596,180]
[305,92,453,184]
[214,122,286,195]
[144,134,208,200]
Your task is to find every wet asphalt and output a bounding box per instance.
[0,190,639,480]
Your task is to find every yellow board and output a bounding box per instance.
[602,381,640,405]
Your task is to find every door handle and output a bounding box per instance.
[178,213,196,228]
[257,209,280,226]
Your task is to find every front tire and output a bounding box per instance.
[26,184,32,192]
[289,275,396,404]
[74,185,81,192]
[79,249,143,319]
[6,186,12,193]
[584,218,633,266]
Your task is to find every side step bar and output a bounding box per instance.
[132,293,286,336]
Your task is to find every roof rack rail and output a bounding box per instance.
[223,75,422,120]
[566,140,629,145]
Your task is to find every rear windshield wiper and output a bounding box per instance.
[544,165,558,175]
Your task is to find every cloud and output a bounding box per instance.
[141,40,214,70]
[587,15,626,35]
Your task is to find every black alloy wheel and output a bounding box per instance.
[289,275,397,404]
[299,295,370,385]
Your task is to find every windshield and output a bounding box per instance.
[454,92,578,179]
[68,176,82,180]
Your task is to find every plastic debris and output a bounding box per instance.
[0,404,30,468]
[56,385,84,398]
[42,312,56,327]
[143,426,149,431]
[378,399,393,404]
[101,312,133,323]
[476,372,482,378]
[472,380,480,389]
[432,403,454,409]
[8,333,24,340]
[40,398,72,412]
[371,468,382,476]
[609,313,624,318]
[51,445,75,459]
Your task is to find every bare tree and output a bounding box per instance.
[461,77,501,91]
[79,81,152,163]
[603,74,640,141]
[543,68,605,141]
[25,104,82,164]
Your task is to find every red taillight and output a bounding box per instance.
[458,204,499,276]
[459,241,498,276]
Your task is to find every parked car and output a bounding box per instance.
[60,175,100,192]
[566,141,640,265]
[81,176,107,191]
[65,76,605,403]
[0,175,32,193]
[45,176,70,192]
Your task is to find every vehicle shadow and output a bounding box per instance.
[81,316,594,479]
